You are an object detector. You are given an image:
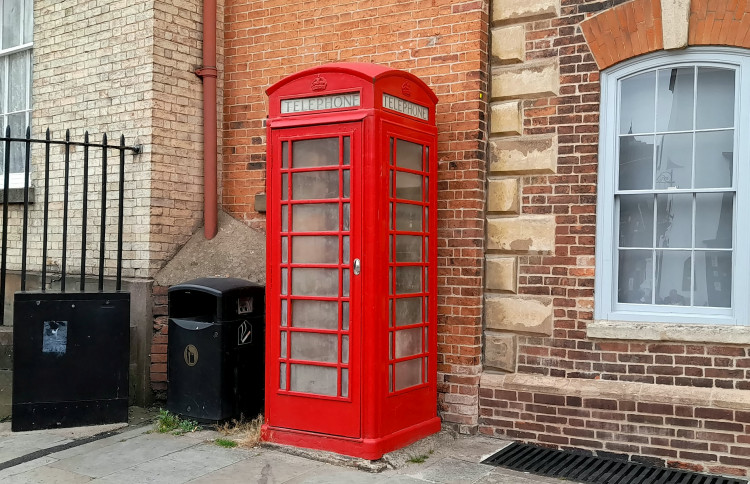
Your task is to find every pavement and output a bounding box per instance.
[0,407,570,484]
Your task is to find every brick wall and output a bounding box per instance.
[482,0,750,476]
[222,0,490,431]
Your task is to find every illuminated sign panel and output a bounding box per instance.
[382,94,429,121]
[281,93,361,114]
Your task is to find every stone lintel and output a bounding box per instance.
[589,320,750,345]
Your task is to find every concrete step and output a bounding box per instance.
[0,368,11,419]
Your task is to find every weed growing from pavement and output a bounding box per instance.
[216,414,264,448]
[215,438,238,448]
[154,409,200,435]
[407,450,434,464]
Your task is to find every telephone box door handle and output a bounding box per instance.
[353,258,361,275]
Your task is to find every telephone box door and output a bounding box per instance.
[267,123,361,438]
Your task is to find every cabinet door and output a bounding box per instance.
[267,123,361,438]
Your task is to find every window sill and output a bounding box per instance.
[588,319,750,344]
[0,187,34,204]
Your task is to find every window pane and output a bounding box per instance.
[341,368,348,397]
[290,364,337,396]
[618,249,653,304]
[8,52,27,113]
[395,171,422,201]
[23,0,31,44]
[292,138,339,168]
[394,359,422,391]
[281,173,288,200]
[396,139,422,170]
[280,299,287,327]
[292,204,338,232]
[694,251,731,308]
[656,133,692,190]
[291,268,338,296]
[656,67,694,133]
[0,60,5,114]
[291,236,338,264]
[292,171,339,200]
[8,112,24,173]
[695,130,733,189]
[619,135,654,190]
[2,0,21,49]
[395,266,422,294]
[619,194,654,248]
[656,194,692,248]
[620,71,655,134]
[695,193,733,249]
[395,328,422,358]
[281,236,287,263]
[655,250,691,306]
[696,67,735,130]
[291,332,337,363]
[291,300,338,330]
[343,137,350,166]
[281,141,288,168]
[395,297,422,327]
[281,205,288,232]
[395,203,422,231]
[395,235,422,262]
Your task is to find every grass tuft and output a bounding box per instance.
[154,409,200,435]
[215,438,238,448]
[216,414,264,448]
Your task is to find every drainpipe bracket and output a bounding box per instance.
[195,66,218,79]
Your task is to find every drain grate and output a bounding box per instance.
[481,443,748,484]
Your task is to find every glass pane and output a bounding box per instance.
[695,193,733,249]
[3,0,21,49]
[291,332,337,363]
[656,194,692,248]
[290,364,337,396]
[655,250,691,306]
[341,335,349,363]
[656,67,694,133]
[424,356,428,383]
[8,52,27,113]
[282,141,288,168]
[425,237,428,262]
[23,0,31,44]
[618,249,653,304]
[389,267,392,295]
[343,235,349,264]
[281,236,287,263]
[395,172,422,201]
[343,170,350,198]
[281,205,288,232]
[695,130,733,189]
[280,331,287,357]
[389,334,393,358]
[396,266,422,294]
[389,138,394,165]
[291,268,338,296]
[281,268,287,295]
[0,60,5,114]
[389,365,393,392]
[291,300,337,330]
[424,296,428,321]
[8,112,23,173]
[342,302,349,330]
[395,203,422,231]
[395,359,422,391]
[695,250,731,308]
[292,138,339,168]
[696,67,735,130]
[292,171,339,200]
[425,176,429,202]
[620,71,656,134]
[342,269,349,297]
[281,173,288,200]
[619,135,654,190]
[343,203,350,231]
[292,236,338,264]
[341,369,348,397]
[655,133,692,190]
[395,235,422,262]
[280,299,287,327]
[395,297,422,327]
[395,328,422,358]
[343,137,350,166]
[389,235,393,262]
[280,363,287,390]
[396,139,422,170]
[619,194,654,248]
[292,204,338,232]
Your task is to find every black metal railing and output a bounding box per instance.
[0,127,141,325]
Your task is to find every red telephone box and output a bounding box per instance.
[262,63,440,459]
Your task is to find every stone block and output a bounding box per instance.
[491,25,525,64]
[492,0,560,24]
[485,295,553,335]
[491,61,559,101]
[490,101,522,136]
[661,0,690,50]
[489,136,557,175]
[487,178,518,214]
[487,215,555,253]
[485,256,517,293]
[484,332,517,372]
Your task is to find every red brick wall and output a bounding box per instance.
[217,0,489,430]
[480,0,750,476]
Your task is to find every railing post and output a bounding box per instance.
[116,135,125,291]
[61,129,70,292]
[98,134,107,291]
[20,127,30,291]
[42,128,50,292]
[81,132,89,291]
[0,126,10,325]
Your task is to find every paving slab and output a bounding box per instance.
[0,456,58,480]
[186,449,326,484]
[1,464,92,484]
[401,456,493,484]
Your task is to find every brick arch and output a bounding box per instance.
[581,0,750,70]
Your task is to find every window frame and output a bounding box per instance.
[595,48,750,326]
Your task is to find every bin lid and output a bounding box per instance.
[168,277,263,296]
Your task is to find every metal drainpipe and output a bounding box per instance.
[196,0,218,239]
